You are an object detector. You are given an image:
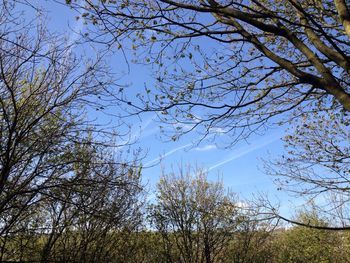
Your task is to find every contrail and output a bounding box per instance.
[138,114,157,138]
[208,135,280,171]
[129,113,157,142]
[144,143,192,166]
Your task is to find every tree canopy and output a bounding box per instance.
[68,0,350,142]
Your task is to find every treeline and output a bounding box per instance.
[2,166,350,263]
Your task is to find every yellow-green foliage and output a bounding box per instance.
[273,213,343,263]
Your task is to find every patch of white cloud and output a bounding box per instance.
[193,144,217,152]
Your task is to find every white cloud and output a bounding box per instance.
[193,144,217,152]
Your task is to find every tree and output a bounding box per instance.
[227,210,276,263]
[37,142,144,263]
[0,140,145,262]
[0,0,110,227]
[66,0,350,142]
[0,1,145,260]
[150,165,243,263]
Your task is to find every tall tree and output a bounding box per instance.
[0,0,108,221]
[67,0,350,142]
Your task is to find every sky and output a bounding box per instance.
[38,1,296,211]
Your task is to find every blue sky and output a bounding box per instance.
[40,1,295,210]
